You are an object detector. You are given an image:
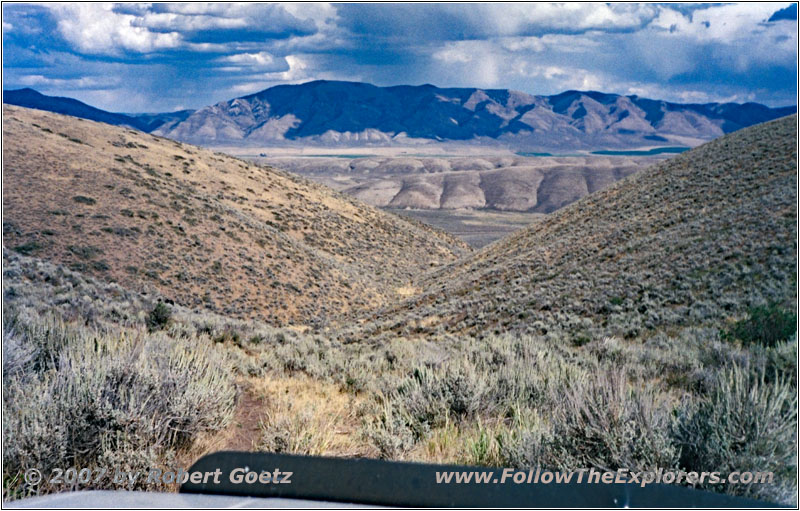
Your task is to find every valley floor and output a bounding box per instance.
[383,208,545,248]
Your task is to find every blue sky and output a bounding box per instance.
[2,2,797,112]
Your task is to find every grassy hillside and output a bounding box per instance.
[2,105,469,325]
[362,115,797,341]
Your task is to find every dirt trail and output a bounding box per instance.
[180,373,375,468]
[177,379,266,469]
[224,381,268,452]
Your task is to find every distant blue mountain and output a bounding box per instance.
[3,83,795,150]
[2,88,192,132]
[159,81,795,149]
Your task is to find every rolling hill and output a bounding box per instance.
[359,114,797,340]
[1,105,469,325]
[265,155,652,212]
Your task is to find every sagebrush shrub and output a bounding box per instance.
[541,370,679,472]
[674,364,797,504]
[3,315,235,497]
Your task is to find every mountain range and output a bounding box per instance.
[4,82,795,151]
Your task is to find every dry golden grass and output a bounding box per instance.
[178,373,374,461]
[2,105,469,325]
[253,374,375,458]
[394,284,420,298]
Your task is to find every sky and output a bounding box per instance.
[2,2,797,113]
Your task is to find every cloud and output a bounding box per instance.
[49,4,182,55]
[432,41,501,87]
[648,3,787,42]
[339,3,659,40]
[16,74,120,90]
[217,51,289,73]
[2,2,796,111]
[42,3,324,55]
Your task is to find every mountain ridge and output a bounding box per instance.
[4,82,795,151]
[2,88,195,133]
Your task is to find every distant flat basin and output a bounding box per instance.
[591,147,689,156]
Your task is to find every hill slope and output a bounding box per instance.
[361,115,797,339]
[2,88,193,132]
[2,105,469,325]
[156,81,795,150]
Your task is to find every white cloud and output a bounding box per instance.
[500,33,601,53]
[623,82,759,104]
[636,3,797,77]
[432,46,473,64]
[649,3,786,42]
[283,3,338,29]
[458,3,658,36]
[135,12,249,31]
[273,55,310,82]
[185,42,234,53]
[76,88,153,112]
[44,3,329,57]
[223,54,362,97]
[510,61,608,91]
[134,3,321,36]
[17,74,120,89]
[432,41,500,87]
[49,3,181,55]
[218,51,288,73]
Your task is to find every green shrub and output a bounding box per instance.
[395,363,488,438]
[723,304,797,347]
[363,398,416,459]
[68,245,103,259]
[12,242,43,256]
[146,302,171,332]
[72,195,96,205]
